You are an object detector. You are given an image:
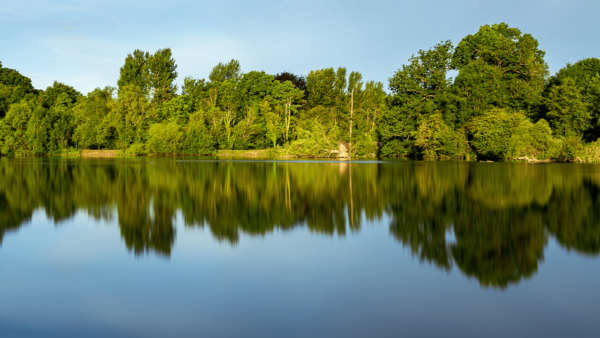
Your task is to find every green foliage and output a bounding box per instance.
[42,81,81,108]
[72,87,116,149]
[159,95,193,125]
[389,40,453,109]
[0,100,35,155]
[117,48,178,104]
[1,25,599,161]
[146,122,184,155]
[262,100,281,147]
[286,107,339,157]
[111,84,156,149]
[306,67,346,108]
[545,77,592,137]
[0,62,38,118]
[578,140,600,163]
[451,23,548,121]
[509,119,561,160]
[378,106,419,157]
[209,59,242,83]
[414,113,468,158]
[468,108,526,158]
[183,113,215,155]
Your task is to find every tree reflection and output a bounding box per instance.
[0,158,599,288]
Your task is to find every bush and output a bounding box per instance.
[146,122,183,155]
[414,113,468,158]
[468,108,526,158]
[183,118,215,155]
[123,142,148,155]
[509,119,562,160]
[579,140,600,163]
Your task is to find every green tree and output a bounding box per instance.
[306,68,337,108]
[42,81,81,108]
[0,61,38,118]
[72,87,116,149]
[545,77,592,137]
[183,112,215,155]
[468,108,526,158]
[509,119,561,160]
[118,49,149,90]
[381,41,454,156]
[451,23,548,121]
[146,121,184,154]
[544,58,600,141]
[209,59,242,83]
[271,80,304,143]
[117,48,178,104]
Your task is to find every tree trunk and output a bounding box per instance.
[349,89,354,156]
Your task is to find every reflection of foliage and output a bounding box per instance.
[0,159,599,288]
[380,161,600,288]
[451,212,547,289]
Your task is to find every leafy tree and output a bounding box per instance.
[509,119,561,160]
[110,84,156,149]
[183,112,215,155]
[451,23,548,121]
[271,80,304,143]
[42,81,81,108]
[545,77,592,137]
[468,108,526,158]
[378,106,419,157]
[545,58,600,140]
[237,71,276,108]
[0,61,38,118]
[209,59,242,83]
[146,48,178,103]
[389,40,453,113]
[72,87,116,149]
[117,49,150,93]
[146,121,184,154]
[159,95,193,125]
[0,100,35,154]
[117,48,178,104]
[306,68,337,108]
[381,41,454,156]
[274,71,307,92]
[262,99,281,147]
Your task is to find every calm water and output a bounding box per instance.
[0,157,599,337]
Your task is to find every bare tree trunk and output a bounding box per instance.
[349,89,354,156]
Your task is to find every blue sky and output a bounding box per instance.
[1,0,599,94]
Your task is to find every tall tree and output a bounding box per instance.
[0,61,38,118]
[117,48,178,104]
[209,59,242,83]
[544,58,600,141]
[545,77,592,137]
[451,23,548,122]
[381,40,454,156]
[274,71,307,92]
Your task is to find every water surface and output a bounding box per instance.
[0,157,599,337]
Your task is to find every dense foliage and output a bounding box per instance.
[1,23,599,161]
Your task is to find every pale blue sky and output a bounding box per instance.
[1,0,598,94]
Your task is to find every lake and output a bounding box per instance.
[0,157,599,337]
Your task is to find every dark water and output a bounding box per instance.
[0,157,599,337]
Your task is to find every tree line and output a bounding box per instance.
[1,22,600,161]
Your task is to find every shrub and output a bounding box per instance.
[146,122,183,155]
[509,119,562,160]
[468,108,526,158]
[183,118,215,155]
